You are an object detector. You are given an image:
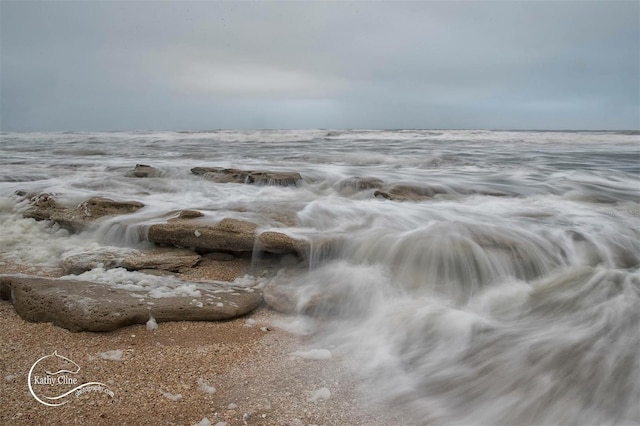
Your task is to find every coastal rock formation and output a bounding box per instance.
[374,184,447,201]
[132,164,159,178]
[61,248,201,275]
[191,167,302,186]
[148,218,259,253]
[0,275,262,332]
[258,231,309,254]
[23,194,144,232]
[335,177,384,194]
[148,217,308,256]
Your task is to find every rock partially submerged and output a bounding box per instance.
[131,164,159,178]
[0,275,262,332]
[374,184,447,201]
[23,194,144,232]
[61,248,201,275]
[148,217,309,256]
[149,218,259,253]
[335,177,384,195]
[191,167,302,186]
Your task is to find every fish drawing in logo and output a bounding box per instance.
[28,351,112,406]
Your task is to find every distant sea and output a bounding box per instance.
[1,129,639,424]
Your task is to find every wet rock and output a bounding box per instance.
[132,164,159,178]
[148,218,258,253]
[191,167,301,186]
[22,193,62,222]
[148,216,308,257]
[374,184,447,201]
[23,194,144,232]
[0,275,262,332]
[61,248,201,275]
[124,248,201,272]
[176,209,204,219]
[258,231,309,255]
[61,249,129,274]
[335,177,384,194]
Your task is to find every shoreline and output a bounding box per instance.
[0,262,412,426]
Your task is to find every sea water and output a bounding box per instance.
[1,129,639,424]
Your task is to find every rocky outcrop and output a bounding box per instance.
[148,216,308,256]
[258,232,309,254]
[374,184,447,201]
[23,194,144,232]
[191,167,302,186]
[132,164,159,178]
[148,218,259,253]
[0,275,262,332]
[61,248,201,275]
[335,177,384,194]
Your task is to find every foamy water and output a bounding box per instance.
[1,130,639,424]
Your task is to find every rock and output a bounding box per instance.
[22,193,61,222]
[148,218,258,253]
[176,210,204,219]
[148,215,309,257]
[79,197,144,218]
[123,248,201,272]
[374,184,447,201]
[335,177,384,194]
[61,248,201,275]
[0,275,262,332]
[23,194,144,232]
[258,231,309,255]
[132,164,159,178]
[191,167,302,186]
[61,249,130,274]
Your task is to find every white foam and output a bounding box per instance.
[192,418,211,426]
[146,316,158,331]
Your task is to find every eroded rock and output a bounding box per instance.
[0,275,262,332]
[335,177,384,194]
[192,167,302,186]
[60,248,201,275]
[23,194,144,232]
[132,164,159,178]
[148,218,258,252]
[374,184,447,201]
[148,217,308,256]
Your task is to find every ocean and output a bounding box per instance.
[1,129,639,425]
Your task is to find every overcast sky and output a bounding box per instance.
[1,1,638,131]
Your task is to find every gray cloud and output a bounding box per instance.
[1,1,638,131]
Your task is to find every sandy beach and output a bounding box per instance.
[0,261,410,426]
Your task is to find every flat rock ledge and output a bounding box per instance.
[148,217,309,256]
[61,247,202,275]
[0,275,262,332]
[192,167,302,186]
[23,194,144,232]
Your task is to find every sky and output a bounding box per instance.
[1,1,638,131]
